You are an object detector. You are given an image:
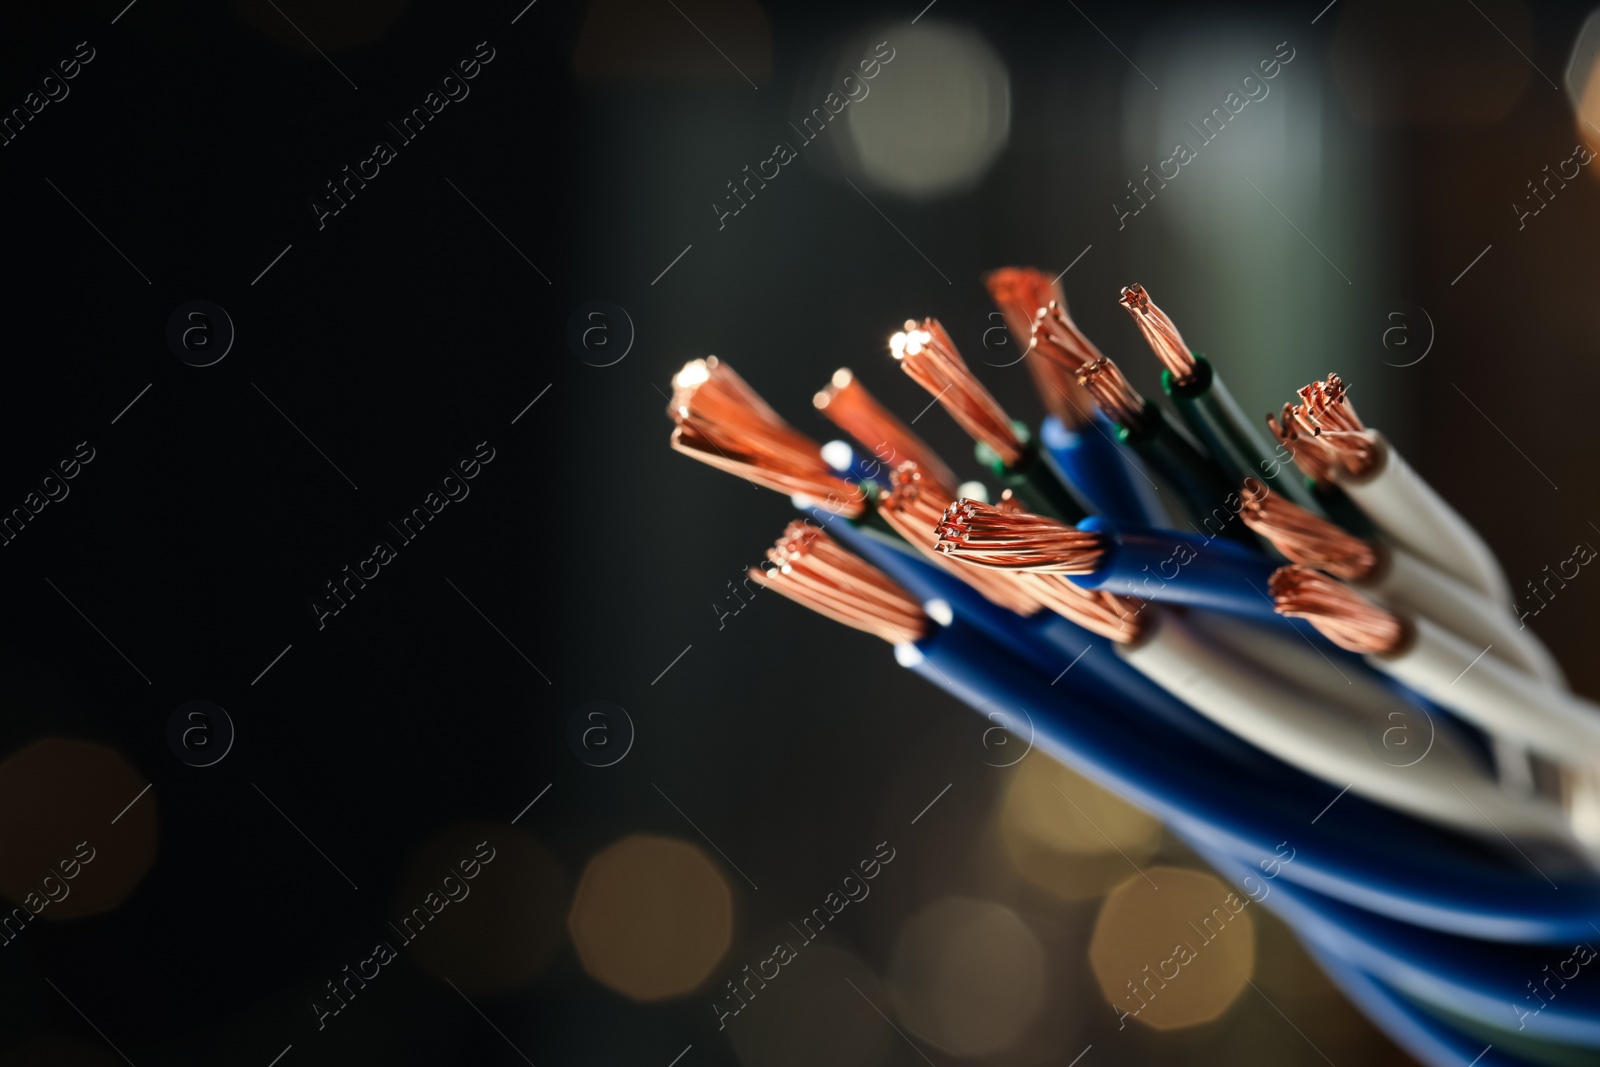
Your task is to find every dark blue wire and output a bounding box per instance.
[897,604,1600,941]
[1039,413,1168,526]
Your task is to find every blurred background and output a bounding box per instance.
[0,0,1598,1063]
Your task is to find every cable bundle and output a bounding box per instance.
[666,272,1600,1067]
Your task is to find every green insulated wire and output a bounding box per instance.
[975,423,1087,524]
[1118,400,1255,544]
[1163,353,1320,510]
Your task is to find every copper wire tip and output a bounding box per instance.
[933,498,1107,573]
[948,491,1145,641]
[1267,564,1405,655]
[1241,484,1378,581]
[1266,402,1337,485]
[1077,357,1148,433]
[748,521,928,643]
[669,357,865,517]
[983,267,1062,351]
[1119,283,1198,383]
[1025,300,1102,430]
[985,267,1096,430]
[1273,372,1378,480]
[890,318,1025,467]
[878,464,1041,615]
[813,368,960,493]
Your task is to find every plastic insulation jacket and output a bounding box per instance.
[1194,612,1500,773]
[1301,948,1524,1067]
[1338,431,1514,607]
[1216,862,1600,1051]
[1370,546,1565,688]
[1118,614,1572,843]
[1189,842,1542,1067]
[1038,414,1168,527]
[993,439,1087,523]
[1165,355,1319,511]
[894,611,1600,940]
[1118,401,1256,544]
[827,517,1279,769]
[1309,480,1377,537]
[1067,515,1279,621]
[1375,617,1600,763]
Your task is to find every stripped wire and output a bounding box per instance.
[1241,485,1379,581]
[1119,283,1198,384]
[983,267,1062,352]
[814,368,960,492]
[1267,401,1339,486]
[935,498,1106,572]
[891,318,1026,467]
[985,267,1097,429]
[1268,564,1408,655]
[669,357,866,517]
[878,463,1042,616]
[1076,357,1149,434]
[991,490,1148,642]
[1298,372,1380,477]
[748,521,928,643]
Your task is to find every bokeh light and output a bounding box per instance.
[886,897,1047,1057]
[568,834,734,1000]
[999,753,1163,901]
[1566,9,1600,156]
[1089,867,1256,1031]
[726,944,891,1067]
[393,821,568,994]
[0,738,155,920]
[838,22,1010,200]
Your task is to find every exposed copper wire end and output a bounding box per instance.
[933,498,1108,573]
[890,318,1026,467]
[951,491,1144,640]
[813,368,960,493]
[983,267,1063,351]
[1119,283,1198,384]
[1301,372,1365,434]
[1266,401,1337,485]
[1015,571,1148,644]
[1267,564,1406,655]
[1077,357,1148,433]
[669,357,865,518]
[748,522,928,643]
[1241,485,1378,581]
[982,266,1092,430]
[1025,301,1101,430]
[878,464,1041,615]
[1293,372,1379,477]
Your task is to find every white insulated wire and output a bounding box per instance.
[1120,613,1573,844]
[1334,431,1513,608]
[1372,617,1600,765]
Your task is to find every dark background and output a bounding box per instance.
[0,0,1594,1063]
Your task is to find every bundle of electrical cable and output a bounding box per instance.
[664,270,1600,1067]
